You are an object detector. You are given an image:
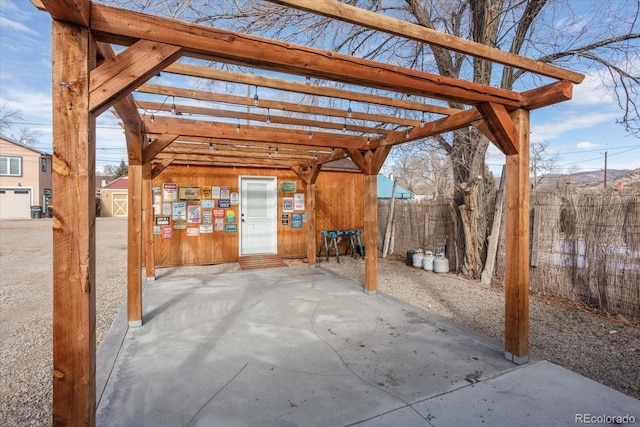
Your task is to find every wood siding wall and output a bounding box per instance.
[152,165,364,267]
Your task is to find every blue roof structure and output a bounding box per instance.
[377,174,414,199]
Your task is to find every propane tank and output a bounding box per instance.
[433,253,450,273]
[422,251,435,271]
[412,249,424,268]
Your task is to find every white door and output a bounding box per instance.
[240,177,277,255]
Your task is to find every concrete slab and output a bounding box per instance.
[96,267,639,426]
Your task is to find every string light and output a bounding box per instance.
[347,100,352,118]
[150,114,154,124]
[253,86,259,106]
[171,96,177,115]
[420,112,425,128]
[306,76,311,85]
[236,119,240,133]
[342,118,347,132]
[266,108,271,124]
[366,137,370,145]
[405,129,410,139]
[209,142,213,150]
[308,127,313,139]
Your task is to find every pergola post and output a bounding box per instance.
[363,174,378,294]
[306,183,317,265]
[504,108,531,364]
[127,162,143,327]
[51,20,97,426]
[143,163,156,280]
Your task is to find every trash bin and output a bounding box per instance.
[47,206,53,218]
[30,206,43,219]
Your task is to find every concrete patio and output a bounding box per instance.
[96,266,639,426]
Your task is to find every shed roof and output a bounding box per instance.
[377,174,414,199]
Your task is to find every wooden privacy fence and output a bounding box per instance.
[379,192,640,319]
[377,199,452,258]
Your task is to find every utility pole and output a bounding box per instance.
[603,151,608,189]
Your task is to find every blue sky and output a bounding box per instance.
[1,0,638,175]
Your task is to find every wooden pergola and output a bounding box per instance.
[34,0,583,424]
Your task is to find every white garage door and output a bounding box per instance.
[0,188,31,219]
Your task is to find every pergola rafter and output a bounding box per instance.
[33,0,584,424]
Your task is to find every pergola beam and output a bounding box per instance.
[265,0,584,84]
[164,63,458,116]
[137,84,419,127]
[90,2,524,107]
[89,39,182,115]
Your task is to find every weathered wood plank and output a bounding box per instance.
[477,102,518,155]
[90,3,523,107]
[51,20,96,426]
[89,40,182,115]
[265,0,584,84]
[504,108,530,364]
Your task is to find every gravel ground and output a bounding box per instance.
[1,217,638,425]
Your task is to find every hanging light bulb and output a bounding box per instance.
[366,137,370,145]
[209,142,213,150]
[315,153,319,160]
[308,129,313,139]
[306,76,311,85]
[266,108,271,124]
[269,147,272,158]
[420,112,425,128]
[405,129,410,139]
[150,113,154,124]
[342,119,347,132]
[347,100,353,118]
[275,146,279,154]
[253,86,259,106]
[171,96,177,115]
[236,119,240,133]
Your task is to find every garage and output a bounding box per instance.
[0,188,31,219]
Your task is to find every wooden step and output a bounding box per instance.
[238,254,287,271]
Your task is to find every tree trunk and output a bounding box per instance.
[382,180,398,258]
[458,175,483,279]
[481,164,506,286]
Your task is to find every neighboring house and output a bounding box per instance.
[100,176,129,217]
[377,174,414,199]
[0,137,53,219]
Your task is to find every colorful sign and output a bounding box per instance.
[162,226,173,239]
[281,214,289,226]
[163,183,178,201]
[218,199,231,208]
[172,202,186,220]
[156,216,170,226]
[283,197,293,212]
[179,186,200,201]
[226,209,236,223]
[225,224,237,233]
[201,186,212,199]
[292,213,303,229]
[281,182,296,193]
[294,193,305,210]
[187,205,201,223]
[213,208,225,217]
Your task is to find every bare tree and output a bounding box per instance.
[530,142,560,188]
[0,104,22,138]
[111,0,639,277]
[103,160,129,179]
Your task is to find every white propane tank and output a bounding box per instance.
[422,251,435,271]
[412,249,424,268]
[433,253,450,273]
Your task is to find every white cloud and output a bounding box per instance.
[571,72,615,107]
[0,16,38,36]
[531,110,619,143]
[576,141,598,150]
